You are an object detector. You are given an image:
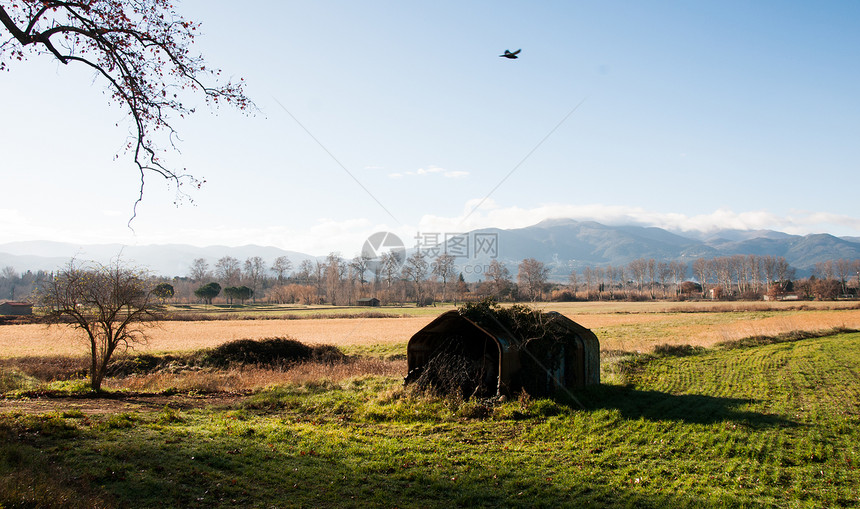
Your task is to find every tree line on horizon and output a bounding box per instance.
[2,254,859,307]
[153,253,860,305]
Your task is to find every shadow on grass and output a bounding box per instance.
[0,416,738,509]
[572,384,797,428]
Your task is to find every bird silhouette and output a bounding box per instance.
[499,49,521,59]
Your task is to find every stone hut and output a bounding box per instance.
[405,305,599,397]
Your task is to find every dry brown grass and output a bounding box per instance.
[0,316,435,358]
[683,311,860,346]
[535,300,860,315]
[102,358,407,393]
[2,303,859,361]
[581,309,860,352]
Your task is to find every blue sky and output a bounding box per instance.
[1,1,858,257]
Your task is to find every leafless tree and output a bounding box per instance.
[727,255,745,295]
[349,255,370,284]
[583,266,597,299]
[38,259,160,391]
[215,256,241,287]
[670,261,688,298]
[0,1,252,212]
[1,266,18,299]
[517,258,549,302]
[647,259,657,298]
[1,266,17,280]
[312,261,326,303]
[596,267,607,300]
[295,260,314,286]
[189,258,210,282]
[568,268,580,298]
[692,258,712,298]
[486,260,512,300]
[243,256,266,303]
[402,252,429,305]
[349,255,371,297]
[271,256,293,284]
[748,255,762,294]
[628,259,647,296]
[605,264,623,300]
[657,261,671,298]
[380,252,401,291]
[431,253,457,302]
[814,260,835,281]
[835,259,853,296]
[324,253,346,305]
[712,257,732,296]
[775,257,795,284]
[762,256,778,294]
[854,260,860,291]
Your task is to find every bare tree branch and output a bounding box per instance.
[0,1,254,219]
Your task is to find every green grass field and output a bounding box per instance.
[2,332,859,507]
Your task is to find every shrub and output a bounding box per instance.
[202,337,345,368]
[105,354,171,376]
[0,369,40,393]
[410,352,482,398]
[652,344,706,357]
[550,290,577,302]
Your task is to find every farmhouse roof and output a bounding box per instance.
[0,301,33,307]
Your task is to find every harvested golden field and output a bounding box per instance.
[0,316,437,358]
[534,299,860,314]
[1,302,859,358]
[574,309,860,352]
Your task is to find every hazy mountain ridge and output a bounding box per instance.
[2,220,859,279]
[0,241,316,277]
[449,220,860,280]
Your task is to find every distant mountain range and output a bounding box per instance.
[459,219,860,279]
[0,241,316,278]
[2,219,859,280]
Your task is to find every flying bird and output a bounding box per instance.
[499,49,521,59]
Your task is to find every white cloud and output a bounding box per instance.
[388,165,469,179]
[415,202,860,239]
[0,209,58,242]
[415,167,442,176]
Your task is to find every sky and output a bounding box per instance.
[1,0,858,259]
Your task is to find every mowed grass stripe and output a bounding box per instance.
[602,333,860,504]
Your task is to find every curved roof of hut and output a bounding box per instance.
[410,306,598,353]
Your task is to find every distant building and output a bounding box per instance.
[0,301,34,316]
[356,297,381,307]
[763,294,799,301]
